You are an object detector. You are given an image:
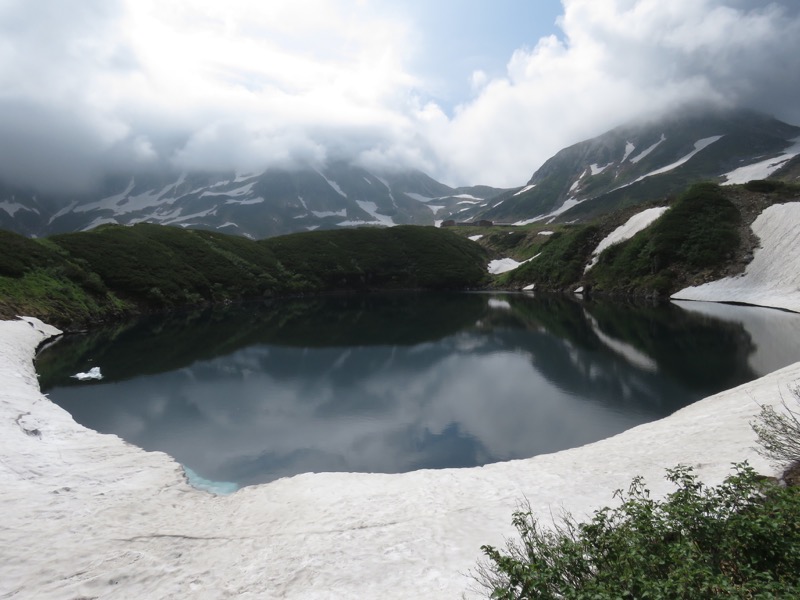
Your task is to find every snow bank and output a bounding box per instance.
[488,257,522,274]
[585,206,668,271]
[672,203,800,313]
[2,316,798,599]
[722,137,800,185]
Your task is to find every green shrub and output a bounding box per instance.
[502,225,599,289]
[477,463,800,599]
[587,183,741,295]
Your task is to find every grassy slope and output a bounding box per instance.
[484,181,800,297]
[0,224,488,327]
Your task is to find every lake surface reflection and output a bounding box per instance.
[37,294,800,490]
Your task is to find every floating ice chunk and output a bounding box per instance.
[71,367,103,381]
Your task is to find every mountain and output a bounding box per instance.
[0,163,506,239]
[455,107,800,225]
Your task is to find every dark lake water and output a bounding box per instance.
[36,293,800,492]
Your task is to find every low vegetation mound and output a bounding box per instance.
[0,224,488,327]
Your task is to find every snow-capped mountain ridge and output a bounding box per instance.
[0,164,506,239]
[465,107,800,225]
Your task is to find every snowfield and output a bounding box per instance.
[672,202,800,312]
[1,317,798,599]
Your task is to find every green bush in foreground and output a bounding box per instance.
[477,464,800,599]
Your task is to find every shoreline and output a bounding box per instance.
[2,315,799,598]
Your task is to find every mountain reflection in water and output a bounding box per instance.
[37,293,800,488]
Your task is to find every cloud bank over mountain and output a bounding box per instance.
[1,0,798,192]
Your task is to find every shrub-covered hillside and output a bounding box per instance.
[0,224,488,327]
[495,181,800,297]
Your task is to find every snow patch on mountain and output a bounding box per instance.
[316,170,348,197]
[405,192,435,203]
[590,163,610,175]
[48,201,78,224]
[585,206,669,271]
[630,134,666,163]
[74,178,136,213]
[201,181,256,198]
[0,200,31,217]
[514,184,536,197]
[722,137,800,185]
[311,209,347,218]
[634,136,723,183]
[224,197,265,206]
[672,202,800,313]
[622,141,636,162]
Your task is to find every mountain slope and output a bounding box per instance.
[462,107,800,225]
[0,163,506,239]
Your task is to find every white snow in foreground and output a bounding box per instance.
[468,234,483,241]
[71,366,103,381]
[538,230,554,236]
[2,317,797,599]
[722,137,800,185]
[585,206,669,271]
[634,136,723,183]
[672,202,800,313]
[4,225,800,596]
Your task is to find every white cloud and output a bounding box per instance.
[430,0,800,186]
[0,0,798,192]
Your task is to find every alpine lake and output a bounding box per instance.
[36,292,800,493]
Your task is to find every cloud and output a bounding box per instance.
[433,0,800,186]
[0,0,798,192]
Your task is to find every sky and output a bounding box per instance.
[1,0,799,193]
